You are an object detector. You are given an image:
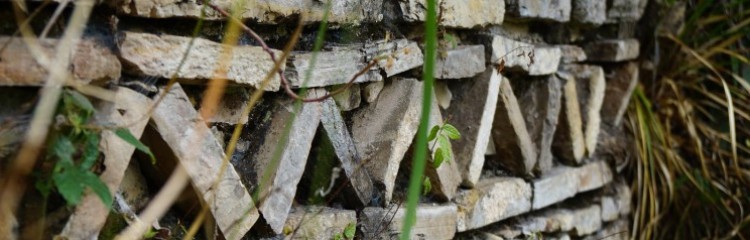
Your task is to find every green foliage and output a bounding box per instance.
[115,128,155,164]
[421,176,432,196]
[427,123,460,168]
[343,222,356,239]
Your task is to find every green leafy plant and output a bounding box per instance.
[427,123,460,168]
[332,222,355,240]
[421,176,432,196]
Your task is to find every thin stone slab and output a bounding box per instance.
[352,78,423,205]
[59,88,151,239]
[399,0,504,28]
[602,62,639,126]
[582,220,629,240]
[150,84,258,237]
[359,204,457,240]
[364,39,424,77]
[285,49,380,88]
[424,95,462,200]
[0,37,120,86]
[583,39,640,62]
[577,161,614,192]
[552,72,586,164]
[505,0,571,22]
[111,0,384,24]
[496,204,603,237]
[606,0,648,22]
[486,35,561,76]
[118,31,281,90]
[572,0,606,25]
[320,98,375,207]
[532,161,614,210]
[434,45,486,79]
[249,89,324,233]
[513,75,563,174]
[444,68,502,186]
[491,77,537,176]
[558,45,587,63]
[455,177,532,232]
[559,64,606,157]
[283,207,356,240]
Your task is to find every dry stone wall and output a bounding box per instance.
[0,0,647,239]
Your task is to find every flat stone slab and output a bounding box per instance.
[552,72,586,165]
[150,84,258,237]
[532,161,614,210]
[111,0,384,24]
[491,77,537,176]
[359,204,457,240]
[513,75,563,174]
[118,31,281,91]
[283,207,356,240]
[493,204,603,238]
[285,48,379,88]
[0,37,120,86]
[434,45,486,79]
[583,39,640,62]
[364,39,424,77]
[399,0,505,28]
[607,0,648,22]
[352,78,423,205]
[455,177,532,232]
[444,69,502,186]
[572,0,606,25]
[558,45,587,63]
[559,64,606,158]
[486,35,561,76]
[505,0,571,22]
[602,62,639,126]
[582,220,629,240]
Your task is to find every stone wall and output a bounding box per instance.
[0,0,646,239]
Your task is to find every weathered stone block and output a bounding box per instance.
[150,84,258,237]
[513,75,563,174]
[552,72,586,164]
[364,39,424,77]
[582,220,629,240]
[320,98,375,207]
[399,0,504,28]
[283,207,356,240]
[352,78,423,205]
[600,196,619,222]
[435,81,453,109]
[572,0,606,25]
[359,204,457,240]
[486,35,561,75]
[558,44,587,63]
[0,37,120,86]
[531,166,579,210]
[505,0,572,22]
[204,87,251,125]
[362,81,384,103]
[614,181,632,216]
[607,0,647,22]
[444,68,502,186]
[491,77,537,176]
[560,64,606,157]
[455,177,532,231]
[577,161,613,192]
[286,49,380,88]
[584,39,640,62]
[602,62,638,126]
[435,45,486,79]
[111,0,384,24]
[570,205,602,236]
[118,32,280,90]
[332,83,361,111]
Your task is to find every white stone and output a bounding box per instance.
[434,45,486,79]
[400,0,505,28]
[286,49,380,88]
[558,45,587,63]
[359,204,457,240]
[364,39,424,77]
[487,35,561,75]
[532,166,579,210]
[455,177,532,231]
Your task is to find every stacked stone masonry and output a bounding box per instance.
[0,0,646,239]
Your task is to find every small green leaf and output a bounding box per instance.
[427,125,440,142]
[51,136,75,164]
[80,171,113,208]
[333,233,343,240]
[433,148,444,168]
[437,136,452,155]
[422,177,432,195]
[441,124,460,140]
[344,222,356,239]
[54,167,112,206]
[80,131,100,170]
[65,89,95,113]
[115,128,155,164]
[144,227,158,239]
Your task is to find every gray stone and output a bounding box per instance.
[320,98,375,207]
[560,64,606,157]
[531,166,579,210]
[572,0,606,25]
[205,87,251,124]
[505,0,572,22]
[434,45,486,79]
[443,69,501,187]
[59,87,151,239]
[249,89,324,233]
[364,39,424,77]
[118,32,280,90]
[607,0,647,22]
[111,0,384,24]
[0,37,120,86]
[286,49,380,88]
[352,78,423,205]
[359,204,457,240]
[491,77,537,176]
[332,83,361,111]
[434,81,453,109]
[570,205,602,236]
[558,45,587,63]
[455,177,532,231]
[283,207,357,240]
[424,95,462,200]
[577,161,614,192]
[600,196,619,222]
[513,75,563,174]
[362,81,384,103]
[399,0,505,28]
[552,72,586,165]
[602,62,639,126]
[150,84,258,237]
[584,39,640,62]
[486,35,561,76]
[614,181,632,216]
[582,220,629,240]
